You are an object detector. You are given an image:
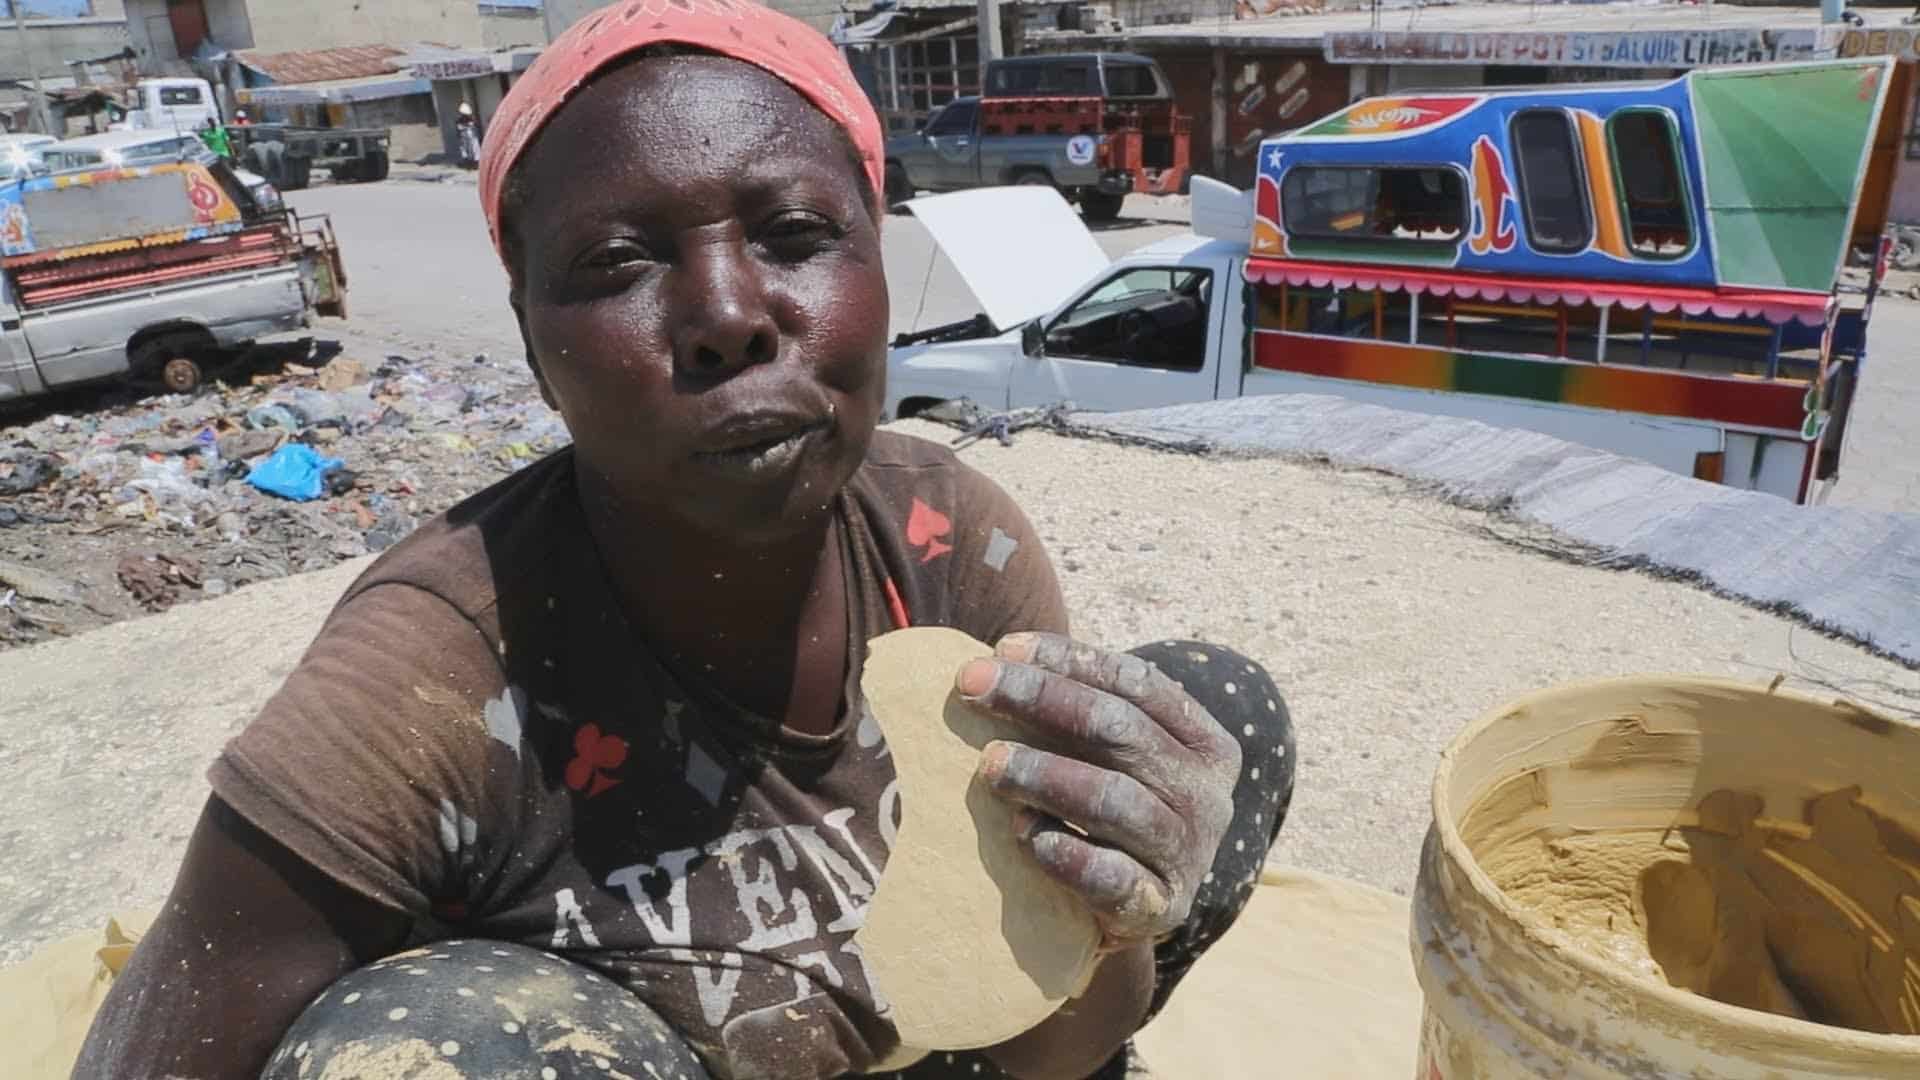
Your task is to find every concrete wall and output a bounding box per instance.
[546,0,845,34]
[481,7,545,49]
[238,0,484,53]
[0,16,130,83]
[124,0,253,73]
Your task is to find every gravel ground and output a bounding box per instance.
[4,419,1917,967]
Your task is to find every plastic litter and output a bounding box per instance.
[246,444,345,502]
[245,404,303,432]
[0,452,59,495]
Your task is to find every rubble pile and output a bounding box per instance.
[0,350,568,647]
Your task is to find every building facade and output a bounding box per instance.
[122,0,486,73]
[547,0,847,34]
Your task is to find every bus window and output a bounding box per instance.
[1609,111,1690,258]
[1280,166,1466,244]
[1510,110,1592,254]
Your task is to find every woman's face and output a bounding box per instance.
[511,55,888,545]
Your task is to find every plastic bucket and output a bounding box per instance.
[1412,677,1920,1078]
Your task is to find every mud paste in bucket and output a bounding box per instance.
[1412,677,1920,1078]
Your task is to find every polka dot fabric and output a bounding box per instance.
[267,940,713,1079]
[476,0,885,264]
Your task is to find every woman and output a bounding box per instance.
[74,4,1294,1078]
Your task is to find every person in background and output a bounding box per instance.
[456,100,482,169]
[71,4,1297,1078]
[232,108,251,127]
[198,115,234,161]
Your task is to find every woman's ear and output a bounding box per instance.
[510,287,562,413]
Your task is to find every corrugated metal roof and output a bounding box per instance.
[235,45,406,86]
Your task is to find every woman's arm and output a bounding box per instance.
[73,798,411,1079]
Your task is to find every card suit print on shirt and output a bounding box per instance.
[906,497,953,564]
[566,723,629,798]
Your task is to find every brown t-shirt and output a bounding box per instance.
[209,431,1068,1080]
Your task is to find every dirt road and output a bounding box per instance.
[5,418,1915,966]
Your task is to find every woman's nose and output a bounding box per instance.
[669,245,778,377]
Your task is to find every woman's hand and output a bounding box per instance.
[958,631,1242,950]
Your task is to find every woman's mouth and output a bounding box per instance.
[692,418,830,475]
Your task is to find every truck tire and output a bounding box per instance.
[1080,192,1125,222]
[1013,169,1055,189]
[281,153,313,191]
[884,161,912,212]
[357,149,390,183]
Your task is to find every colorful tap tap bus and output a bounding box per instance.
[1246,58,1896,503]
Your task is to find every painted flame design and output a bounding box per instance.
[1467,134,1516,256]
[1347,106,1437,131]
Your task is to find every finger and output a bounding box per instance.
[979,741,1184,877]
[996,632,1228,754]
[1014,809,1181,940]
[956,657,1178,772]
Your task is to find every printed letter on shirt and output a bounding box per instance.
[709,829,818,952]
[551,887,603,949]
[605,848,698,948]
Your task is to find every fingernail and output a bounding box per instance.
[996,633,1036,663]
[977,740,1012,783]
[956,658,999,699]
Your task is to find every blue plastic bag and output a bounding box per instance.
[246,443,344,502]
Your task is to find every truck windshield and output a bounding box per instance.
[160,86,204,106]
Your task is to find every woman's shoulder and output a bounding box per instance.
[859,427,1007,501]
[334,448,581,631]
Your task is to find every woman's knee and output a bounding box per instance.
[1126,640,1295,806]
[264,939,710,1079]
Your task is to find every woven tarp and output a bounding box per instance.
[1061,395,1920,667]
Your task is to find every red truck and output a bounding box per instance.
[885,52,1192,221]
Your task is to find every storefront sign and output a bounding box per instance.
[1836,27,1920,62]
[1325,28,1838,68]
[412,58,495,80]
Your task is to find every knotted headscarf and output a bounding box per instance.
[477,0,885,264]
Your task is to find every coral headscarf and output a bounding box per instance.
[477,0,884,263]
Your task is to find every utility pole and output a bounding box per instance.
[977,0,1001,89]
[7,0,52,135]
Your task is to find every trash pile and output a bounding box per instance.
[0,350,569,647]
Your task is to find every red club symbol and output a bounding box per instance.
[907,498,953,564]
[566,723,629,798]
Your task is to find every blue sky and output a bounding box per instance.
[4,1,96,15]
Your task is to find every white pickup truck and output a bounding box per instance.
[885,179,1256,419]
[882,182,1846,502]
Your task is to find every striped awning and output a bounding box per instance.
[1244,257,1833,327]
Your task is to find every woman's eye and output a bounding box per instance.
[761,212,842,256]
[579,239,651,270]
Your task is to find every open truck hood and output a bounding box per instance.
[906,186,1111,331]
